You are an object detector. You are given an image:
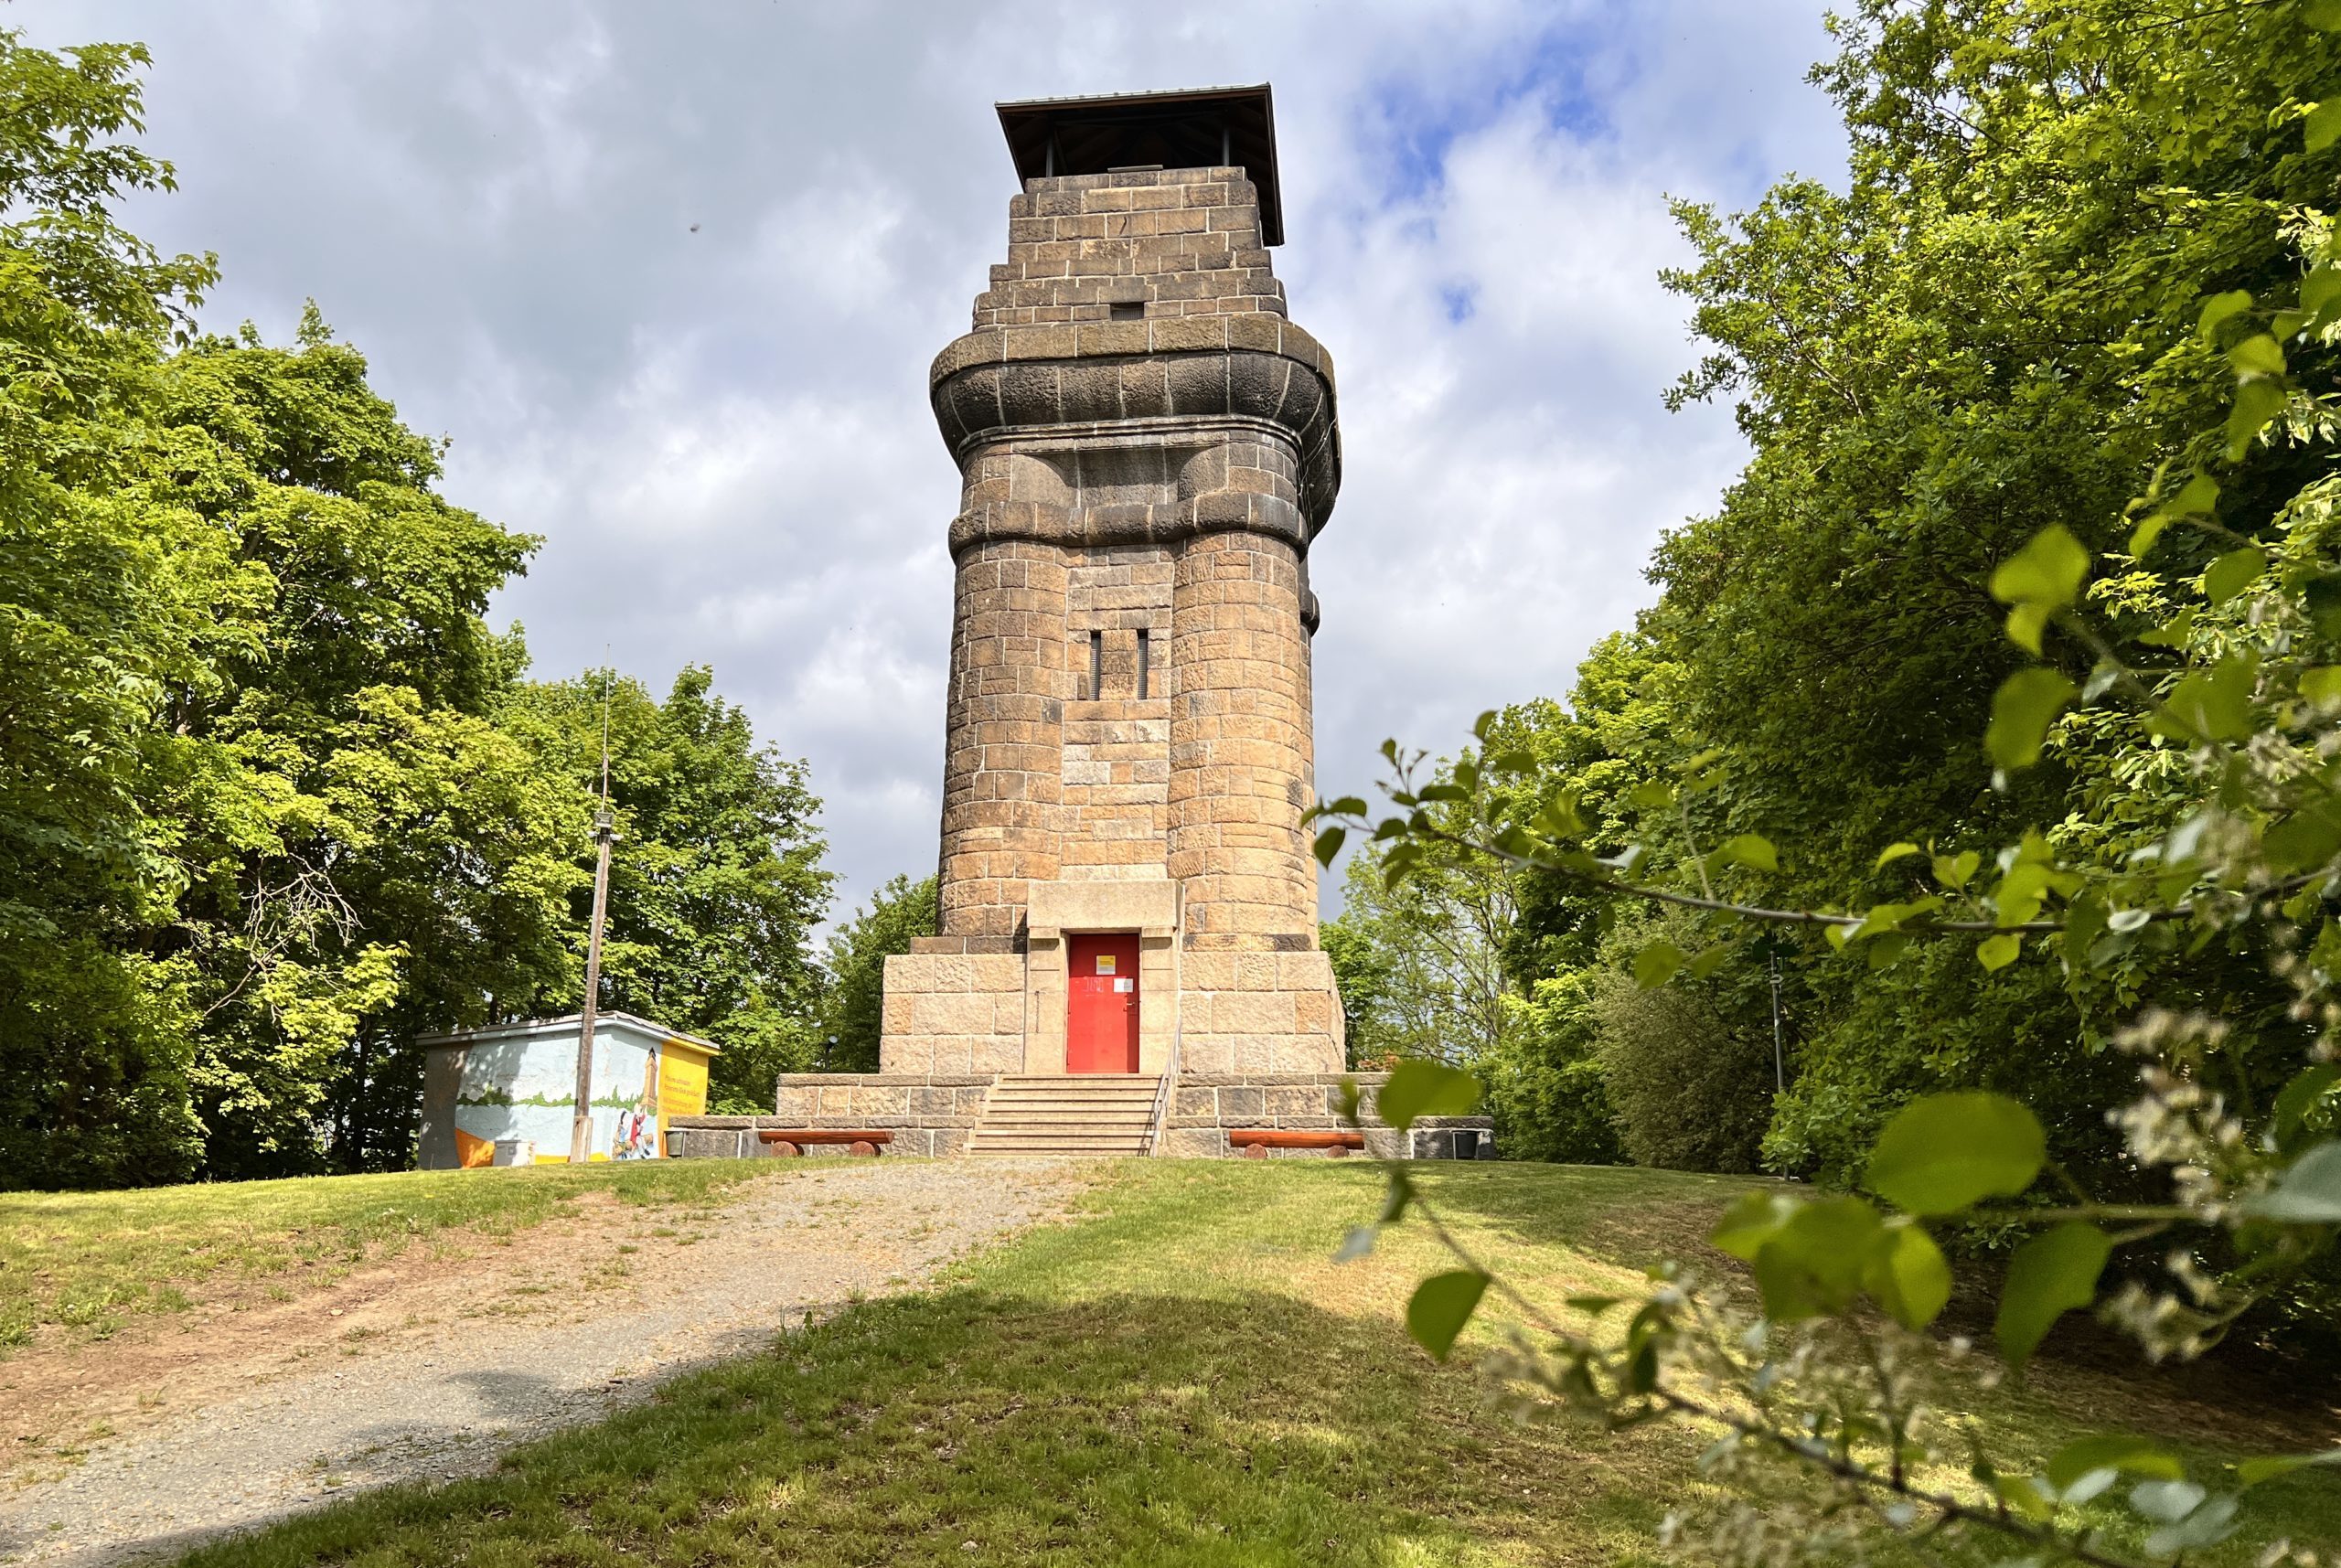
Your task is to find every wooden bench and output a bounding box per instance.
[757,1129,893,1157]
[1228,1129,1366,1158]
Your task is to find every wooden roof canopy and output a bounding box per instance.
[996,84,1285,246]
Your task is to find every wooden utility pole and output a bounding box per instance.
[569,806,616,1162]
[570,668,617,1164]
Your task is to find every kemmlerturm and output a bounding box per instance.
[879,84,1349,1092]
[665,87,1493,1161]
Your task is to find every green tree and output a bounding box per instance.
[1320,838,1517,1071]
[505,667,833,1113]
[819,874,938,1073]
[1324,5,2341,1563]
[0,32,218,1187]
[134,318,575,1179]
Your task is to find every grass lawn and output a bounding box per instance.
[144,1159,2337,1568]
[0,1158,791,1351]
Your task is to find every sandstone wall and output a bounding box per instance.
[937,542,1070,945]
[976,167,1286,326]
[886,160,1346,1082]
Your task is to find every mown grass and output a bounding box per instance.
[160,1161,2337,1567]
[0,1158,791,1350]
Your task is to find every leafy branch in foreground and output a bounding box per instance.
[1311,5,2341,1562]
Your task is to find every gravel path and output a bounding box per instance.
[0,1158,1084,1568]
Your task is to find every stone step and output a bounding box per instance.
[967,1073,1164,1157]
[981,1103,1156,1115]
[984,1102,1154,1113]
[968,1138,1152,1156]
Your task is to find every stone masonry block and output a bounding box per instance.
[1215,1085,1266,1122]
[1160,1127,1229,1159]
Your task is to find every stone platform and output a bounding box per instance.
[664,1069,1493,1161]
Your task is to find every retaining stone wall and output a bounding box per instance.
[1162,1072,1494,1159]
[667,1074,993,1159]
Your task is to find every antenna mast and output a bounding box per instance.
[569,663,619,1164]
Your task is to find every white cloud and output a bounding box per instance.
[35,0,1844,919]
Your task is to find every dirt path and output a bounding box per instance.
[0,1158,1086,1568]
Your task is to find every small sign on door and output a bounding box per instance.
[1096,955,1116,975]
[1114,977,1133,993]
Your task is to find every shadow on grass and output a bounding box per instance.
[175,1283,1686,1568]
[1403,1161,1765,1273]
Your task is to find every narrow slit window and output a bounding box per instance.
[1089,630,1103,699]
[1136,628,1150,699]
[1108,300,1145,322]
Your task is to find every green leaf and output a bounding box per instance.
[2138,608,2196,649]
[1985,668,2078,770]
[2237,1449,2341,1488]
[2203,546,2267,607]
[2154,656,2256,744]
[2309,98,2341,153]
[1628,780,1675,811]
[1406,1270,1489,1360]
[2261,802,2341,874]
[1633,941,1687,990]
[1868,1092,2047,1215]
[1684,944,1736,981]
[1873,841,1922,872]
[1750,1195,1886,1320]
[2226,376,2286,462]
[1716,833,1779,873]
[2242,1139,2341,1222]
[2305,265,2341,319]
[1323,795,1368,816]
[2169,470,2219,517]
[1932,850,1981,890]
[1977,933,2022,971]
[2313,0,2341,30]
[1711,1190,1801,1261]
[2197,289,2252,342]
[1862,1220,1952,1330]
[1989,526,2090,615]
[2301,667,2341,705]
[2229,334,2286,378]
[2047,1435,2183,1491]
[1995,1221,2111,1370]
[1377,1060,1483,1132]
[2272,1066,2341,1150]
[1312,826,1346,866]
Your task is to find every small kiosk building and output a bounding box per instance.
[416,1012,719,1168]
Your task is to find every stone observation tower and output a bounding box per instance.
[657,86,1494,1159]
[881,84,1348,1087]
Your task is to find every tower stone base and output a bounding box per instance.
[878,877,1343,1077]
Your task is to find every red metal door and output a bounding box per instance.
[1066,933,1140,1073]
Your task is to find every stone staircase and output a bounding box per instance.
[966,1074,1163,1157]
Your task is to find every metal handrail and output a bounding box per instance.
[1148,1016,1181,1157]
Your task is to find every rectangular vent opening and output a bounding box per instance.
[1108,300,1145,322]
[1089,629,1104,699]
[1136,628,1150,699]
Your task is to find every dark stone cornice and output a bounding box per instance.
[930,316,1341,534]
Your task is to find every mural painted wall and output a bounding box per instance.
[416,1014,717,1169]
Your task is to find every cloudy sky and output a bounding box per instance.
[36,0,1846,923]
